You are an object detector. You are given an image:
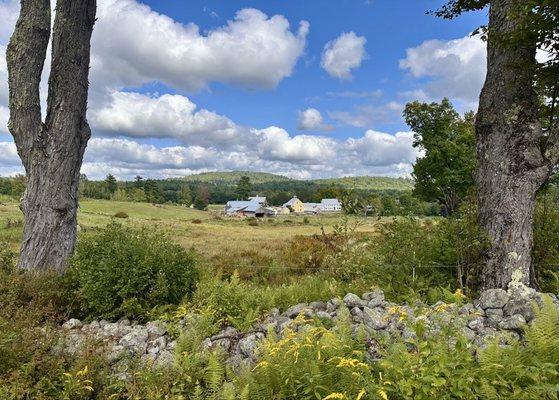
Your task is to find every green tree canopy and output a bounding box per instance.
[105,174,117,194]
[235,175,252,200]
[404,98,476,214]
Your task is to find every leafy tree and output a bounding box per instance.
[436,0,559,289]
[404,99,476,215]
[178,185,192,206]
[193,185,211,210]
[143,179,163,204]
[105,174,118,195]
[235,176,252,200]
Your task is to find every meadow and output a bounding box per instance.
[0,197,385,277]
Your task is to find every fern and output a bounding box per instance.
[205,352,225,397]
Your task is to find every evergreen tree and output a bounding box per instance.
[235,176,252,200]
[105,174,118,194]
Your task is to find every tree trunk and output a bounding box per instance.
[476,0,551,289]
[7,0,96,272]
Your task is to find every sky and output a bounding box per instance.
[0,0,489,180]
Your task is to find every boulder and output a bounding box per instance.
[498,314,526,331]
[478,289,509,309]
[363,307,389,330]
[504,297,535,322]
[62,319,82,330]
[343,293,366,308]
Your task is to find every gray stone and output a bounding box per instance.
[310,301,327,311]
[155,350,175,368]
[363,289,385,307]
[119,328,149,354]
[362,307,389,330]
[62,318,82,330]
[485,308,504,318]
[504,297,535,322]
[467,317,485,332]
[147,336,167,355]
[458,303,474,315]
[478,289,509,309]
[284,303,310,319]
[344,293,366,308]
[106,344,127,363]
[327,298,342,313]
[498,314,526,331]
[238,332,265,358]
[146,321,166,337]
[350,307,364,322]
[316,311,333,319]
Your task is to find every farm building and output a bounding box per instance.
[303,203,321,214]
[283,196,305,213]
[248,196,267,206]
[224,200,274,217]
[320,198,342,212]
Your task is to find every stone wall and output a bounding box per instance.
[61,285,559,369]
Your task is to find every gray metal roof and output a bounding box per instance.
[321,198,341,205]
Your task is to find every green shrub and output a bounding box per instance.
[533,188,559,292]
[376,322,477,399]
[247,218,258,226]
[186,271,342,331]
[476,296,559,399]
[113,211,129,219]
[0,243,15,274]
[232,311,373,400]
[68,222,197,321]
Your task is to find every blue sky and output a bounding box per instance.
[0,0,489,179]
[141,0,486,136]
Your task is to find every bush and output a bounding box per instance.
[247,218,258,226]
[191,219,202,224]
[68,223,197,321]
[113,211,129,219]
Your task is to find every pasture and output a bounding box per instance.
[0,198,384,275]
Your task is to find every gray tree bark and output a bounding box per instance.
[476,0,558,289]
[7,0,96,272]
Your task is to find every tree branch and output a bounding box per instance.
[6,0,51,172]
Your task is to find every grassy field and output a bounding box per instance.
[0,197,383,273]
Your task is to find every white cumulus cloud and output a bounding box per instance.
[91,3,309,92]
[399,35,486,108]
[90,91,246,147]
[321,32,367,80]
[346,131,418,166]
[255,126,336,163]
[297,108,333,131]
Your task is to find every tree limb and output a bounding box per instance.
[6,0,51,172]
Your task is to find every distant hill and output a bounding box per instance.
[177,171,413,191]
[179,171,292,185]
[313,176,414,191]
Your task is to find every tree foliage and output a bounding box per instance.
[404,99,476,214]
[235,176,252,200]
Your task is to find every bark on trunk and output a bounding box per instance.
[476,0,551,289]
[7,0,96,272]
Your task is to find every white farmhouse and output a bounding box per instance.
[320,198,342,212]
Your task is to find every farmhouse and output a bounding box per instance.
[283,196,305,213]
[320,198,342,212]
